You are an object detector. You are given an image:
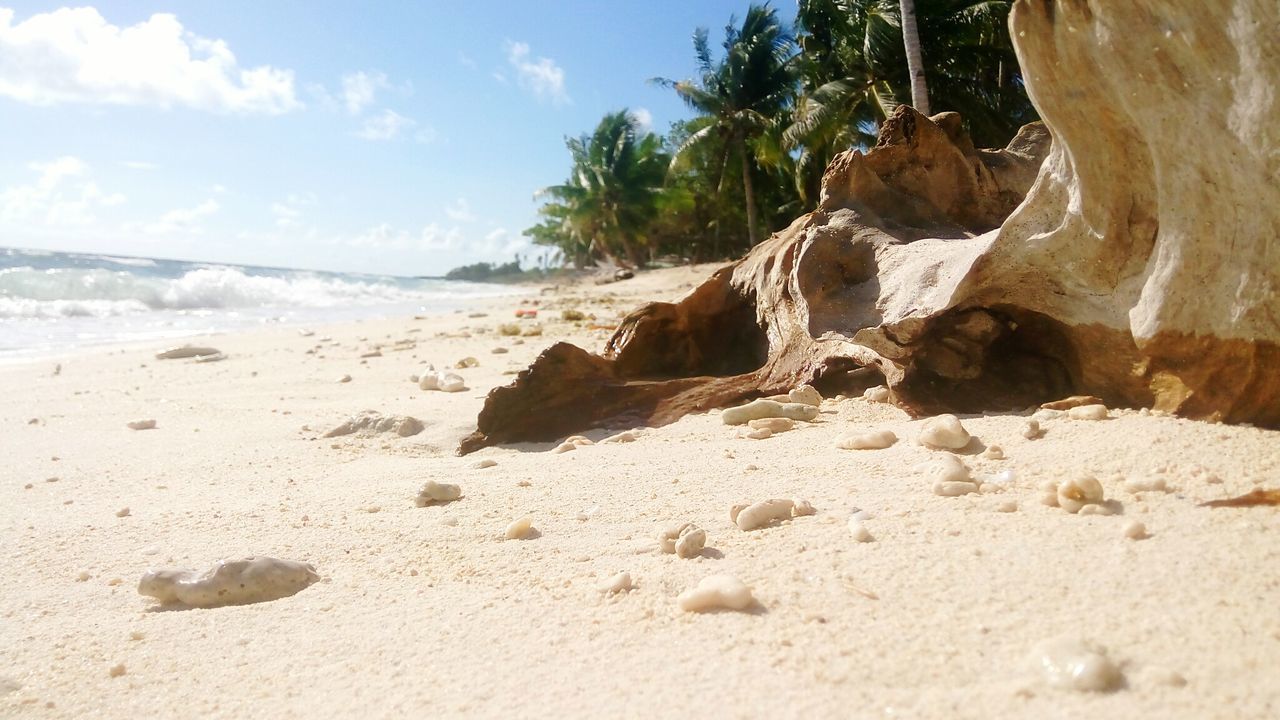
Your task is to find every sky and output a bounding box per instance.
[0,1,788,276]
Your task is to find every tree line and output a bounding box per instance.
[526,0,1038,269]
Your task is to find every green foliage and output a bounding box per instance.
[443,260,523,282]
[528,0,1037,267]
[524,110,670,268]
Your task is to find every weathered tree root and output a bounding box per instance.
[460,0,1280,453]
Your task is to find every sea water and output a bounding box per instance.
[0,247,517,357]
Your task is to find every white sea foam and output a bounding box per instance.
[0,266,501,319]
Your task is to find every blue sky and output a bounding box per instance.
[0,1,786,275]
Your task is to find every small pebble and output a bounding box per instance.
[1022,419,1044,439]
[748,417,794,433]
[127,419,157,431]
[787,385,822,407]
[982,445,1005,460]
[473,459,497,469]
[108,664,126,678]
[848,517,873,542]
[863,386,890,403]
[1068,404,1109,421]
[116,507,130,518]
[1033,638,1123,692]
[997,499,1018,513]
[934,480,979,497]
[602,431,638,443]
[677,575,755,612]
[918,414,970,449]
[835,429,897,450]
[415,480,462,506]
[597,572,633,594]
[505,516,534,540]
[1057,476,1105,513]
[337,374,352,383]
[734,426,772,440]
[1123,519,1147,539]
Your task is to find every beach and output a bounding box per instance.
[2,264,1279,719]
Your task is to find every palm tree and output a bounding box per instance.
[533,110,669,268]
[899,0,930,114]
[654,3,796,247]
[786,0,1037,204]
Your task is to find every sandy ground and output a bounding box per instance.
[2,264,1278,719]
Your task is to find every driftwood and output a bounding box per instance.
[460,0,1280,453]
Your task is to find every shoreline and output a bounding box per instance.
[2,262,1278,718]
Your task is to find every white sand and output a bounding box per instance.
[2,264,1278,718]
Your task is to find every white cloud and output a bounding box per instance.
[271,192,315,228]
[138,198,219,235]
[0,156,125,226]
[444,198,474,223]
[340,70,388,115]
[0,7,300,114]
[356,109,414,141]
[505,41,569,106]
[632,108,653,133]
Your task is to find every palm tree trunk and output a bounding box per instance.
[898,0,930,115]
[740,137,760,246]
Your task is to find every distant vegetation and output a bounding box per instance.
[443,260,527,282]
[526,0,1036,269]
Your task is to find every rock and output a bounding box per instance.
[108,664,126,678]
[674,528,707,559]
[934,480,979,497]
[918,414,971,449]
[734,427,772,440]
[1123,520,1148,540]
[323,411,425,438]
[473,459,497,469]
[360,350,382,358]
[497,323,521,336]
[298,329,314,337]
[676,575,755,612]
[747,417,794,433]
[337,374,352,383]
[1068,404,1109,421]
[155,345,221,360]
[982,445,1005,460]
[924,453,971,483]
[1057,475,1106,513]
[863,386,891,403]
[193,352,227,363]
[658,522,698,554]
[561,309,586,322]
[601,431,637,443]
[138,556,319,608]
[127,419,156,430]
[1033,638,1123,692]
[997,499,1018,513]
[415,480,462,506]
[788,385,823,407]
[491,347,509,354]
[505,516,534,540]
[721,400,819,426]
[1022,419,1044,439]
[848,517,873,543]
[597,571,632,594]
[116,507,130,518]
[419,370,466,393]
[835,429,897,450]
[455,357,480,368]
[522,325,544,337]
[1041,395,1105,411]
[552,441,577,453]
[733,498,815,531]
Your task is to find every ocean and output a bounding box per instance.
[0,247,518,358]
